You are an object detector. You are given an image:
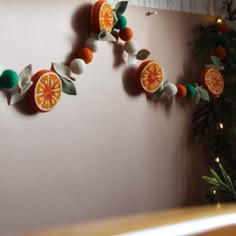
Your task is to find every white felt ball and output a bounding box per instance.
[164,82,178,96]
[124,40,138,54]
[85,37,99,52]
[69,59,86,75]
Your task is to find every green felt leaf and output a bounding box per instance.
[115,1,128,16]
[204,64,224,71]
[97,29,107,40]
[52,63,71,78]
[100,32,117,42]
[194,90,201,104]
[113,11,118,27]
[60,77,77,95]
[211,56,224,69]
[136,49,151,60]
[18,64,33,94]
[199,87,210,102]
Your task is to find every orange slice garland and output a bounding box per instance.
[91,0,114,34]
[200,68,224,97]
[27,70,62,112]
[136,60,164,93]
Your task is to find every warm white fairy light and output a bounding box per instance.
[215,157,220,163]
[213,189,217,195]
[217,18,223,24]
[219,123,224,129]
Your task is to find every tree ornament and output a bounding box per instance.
[70,59,86,75]
[217,23,228,34]
[136,60,164,93]
[91,0,114,34]
[200,68,224,97]
[213,46,226,59]
[78,48,93,64]
[175,84,187,97]
[27,70,62,112]
[85,36,100,52]
[114,15,127,30]
[185,84,196,98]
[164,82,178,96]
[214,34,227,46]
[124,40,138,54]
[119,27,133,41]
[0,70,19,89]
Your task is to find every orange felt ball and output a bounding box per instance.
[176,84,187,97]
[213,46,226,59]
[119,27,133,41]
[78,48,93,64]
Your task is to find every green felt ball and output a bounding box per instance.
[0,69,19,89]
[185,84,196,98]
[214,34,227,46]
[114,15,127,30]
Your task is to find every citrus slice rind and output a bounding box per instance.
[27,70,62,112]
[91,1,113,34]
[201,68,224,97]
[139,61,164,93]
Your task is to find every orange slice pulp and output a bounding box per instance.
[136,60,164,93]
[201,68,224,97]
[91,0,113,34]
[27,70,62,112]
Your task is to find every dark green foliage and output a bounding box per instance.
[203,163,236,201]
[222,0,236,21]
[193,1,236,201]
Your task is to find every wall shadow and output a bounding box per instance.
[64,3,92,65]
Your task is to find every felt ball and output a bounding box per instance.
[78,48,93,64]
[213,46,226,59]
[114,15,127,30]
[217,23,228,34]
[119,27,133,41]
[85,37,100,52]
[214,34,227,46]
[124,40,138,54]
[164,82,178,96]
[0,69,19,89]
[185,84,196,98]
[176,84,187,97]
[70,59,86,75]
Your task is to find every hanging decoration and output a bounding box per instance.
[3,0,217,113]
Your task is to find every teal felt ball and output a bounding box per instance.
[0,69,19,89]
[214,34,227,46]
[114,15,127,30]
[185,84,196,98]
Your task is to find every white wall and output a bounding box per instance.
[0,0,211,234]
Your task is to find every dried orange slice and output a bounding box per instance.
[136,60,164,93]
[91,0,114,34]
[27,70,62,112]
[200,68,224,97]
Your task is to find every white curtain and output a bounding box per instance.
[108,0,224,16]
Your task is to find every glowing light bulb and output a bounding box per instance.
[213,190,217,195]
[215,157,220,163]
[217,18,223,24]
[219,123,224,129]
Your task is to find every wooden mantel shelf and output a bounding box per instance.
[8,204,236,236]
